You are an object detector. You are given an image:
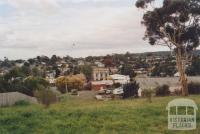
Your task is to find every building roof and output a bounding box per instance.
[110,74,130,80]
[93,67,109,71]
[92,80,113,85]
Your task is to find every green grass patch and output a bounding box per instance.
[0,95,200,134]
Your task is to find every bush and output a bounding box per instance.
[14,100,30,106]
[24,76,49,96]
[155,85,170,96]
[35,87,57,107]
[113,83,121,88]
[188,82,200,94]
[143,88,155,103]
[123,81,139,99]
[83,82,92,90]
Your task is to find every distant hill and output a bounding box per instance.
[132,49,200,57]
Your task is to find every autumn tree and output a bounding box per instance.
[66,74,86,91]
[135,0,200,96]
[56,74,86,93]
[56,76,67,93]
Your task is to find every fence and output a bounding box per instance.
[136,76,200,89]
[0,92,38,106]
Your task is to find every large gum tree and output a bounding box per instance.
[135,0,200,96]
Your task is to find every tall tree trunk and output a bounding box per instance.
[176,48,188,96]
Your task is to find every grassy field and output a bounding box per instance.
[0,95,200,134]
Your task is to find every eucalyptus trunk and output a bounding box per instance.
[176,48,188,96]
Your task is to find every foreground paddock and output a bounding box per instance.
[0,95,200,134]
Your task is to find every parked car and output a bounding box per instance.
[106,89,112,94]
[98,88,106,95]
[113,87,124,95]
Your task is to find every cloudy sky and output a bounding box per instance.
[0,0,168,60]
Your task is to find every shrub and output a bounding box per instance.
[155,85,170,96]
[24,76,49,96]
[14,100,30,106]
[35,87,57,107]
[123,81,139,99]
[188,82,200,94]
[83,82,92,90]
[143,88,155,103]
[113,83,121,88]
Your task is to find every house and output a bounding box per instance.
[0,69,4,76]
[94,61,105,67]
[0,69,9,76]
[15,62,24,67]
[109,74,130,84]
[135,69,148,78]
[46,71,56,86]
[57,64,69,75]
[109,67,118,74]
[92,67,109,81]
[0,72,3,76]
[41,62,46,66]
[47,78,56,85]
[78,60,85,66]
[46,71,56,78]
[91,80,113,90]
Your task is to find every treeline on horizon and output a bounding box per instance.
[1,49,200,61]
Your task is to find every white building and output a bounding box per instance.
[95,61,105,67]
[110,74,130,84]
[93,67,109,81]
[78,60,85,66]
[48,78,56,85]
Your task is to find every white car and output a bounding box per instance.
[113,88,124,95]
[105,89,112,94]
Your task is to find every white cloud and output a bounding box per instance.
[0,0,169,59]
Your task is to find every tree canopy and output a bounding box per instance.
[136,0,200,54]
